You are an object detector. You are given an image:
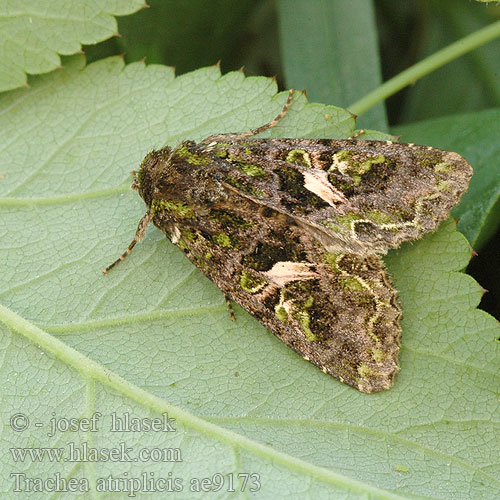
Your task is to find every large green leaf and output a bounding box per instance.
[1,56,499,499]
[0,0,144,92]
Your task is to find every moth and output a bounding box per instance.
[105,90,472,393]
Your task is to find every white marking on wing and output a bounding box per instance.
[303,169,347,206]
[264,261,318,287]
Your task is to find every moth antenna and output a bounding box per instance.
[103,212,151,274]
[202,89,294,143]
[242,89,294,138]
[225,295,236,321]
[349,129,365,140]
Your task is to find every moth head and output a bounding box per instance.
[133,147,173,207]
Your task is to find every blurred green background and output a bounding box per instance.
[85,0,500,320]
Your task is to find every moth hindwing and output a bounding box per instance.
[105,90,473,393]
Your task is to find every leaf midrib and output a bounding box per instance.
[0,302,409,500]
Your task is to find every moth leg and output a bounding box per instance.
[224,295,236,321]
[103,212,150,274]
[203,89,294,142]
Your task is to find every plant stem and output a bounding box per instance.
[349,19,500,116]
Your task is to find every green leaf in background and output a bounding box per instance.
[116,0,257,73]
[85,0,281,81]
[393,109,500,249]
[277,0,388,131]
[1,56,499,499]
[0,0,144,92]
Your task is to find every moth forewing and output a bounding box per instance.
[190,137,473,254]
[105,89,472,393]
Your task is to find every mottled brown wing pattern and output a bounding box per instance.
[149,190,401,393]
[197,138,473,254]
[105,91,473,393]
